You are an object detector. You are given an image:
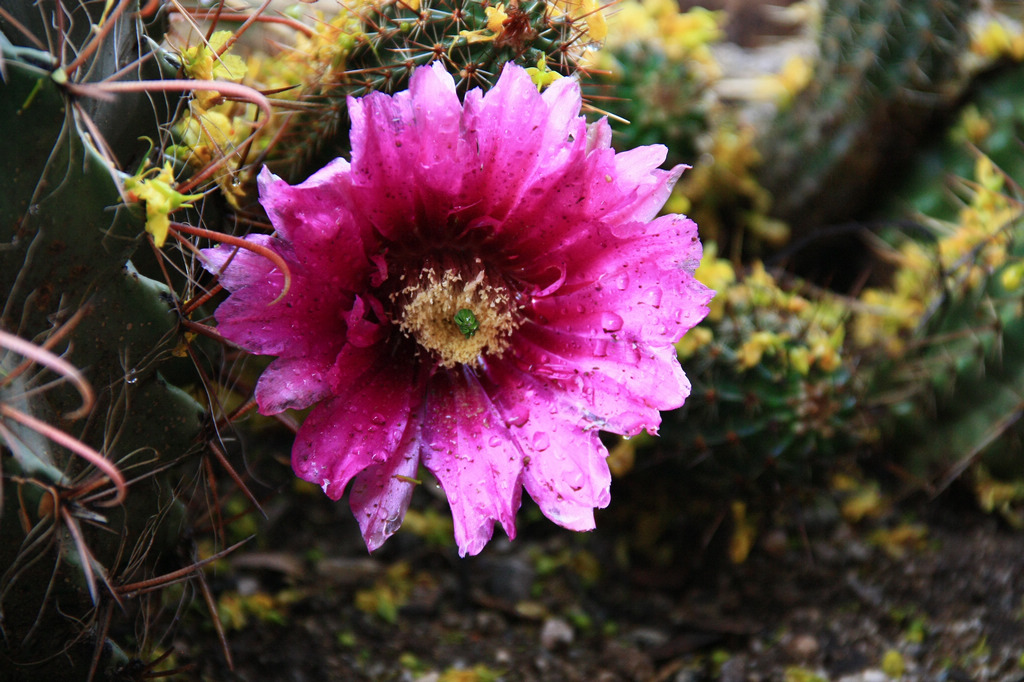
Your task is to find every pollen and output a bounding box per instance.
[395,263,519,368]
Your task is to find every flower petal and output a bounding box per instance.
[460,64,588,226]
[510,322,692,436]
[349,410,423,552]
[420,367,523,557]
[257,164,374,293]
[202,236,347,359]
[292,345,420,501]
[531,214,713,347]
[481,361,611,530]
[260,160,372,264]
[255,355,334,414]
[504,151,687,282]
[347,63,467,242]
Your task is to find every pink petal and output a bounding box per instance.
[349,409,423,552]
[502,152,686,279]
[202,236,347,358]
[420,368,523,557]
[460,64,588,226]
[257,165,374,292]
[255,355,334,414]
[201,233,281,292]
[347,63,467,242]
[509,322,693,436]
[291,345,421,501]
[531,214,713,347]
[481,361,611,530]
[606,147,683,224]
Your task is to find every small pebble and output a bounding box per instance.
[540,617,574,650]
[783,633,820,660]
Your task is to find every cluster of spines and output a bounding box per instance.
[269,0,599,178]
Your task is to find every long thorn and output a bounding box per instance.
[0,404,126,506]
[0,328,95,420]
[66,79,273,127]
[173,222,292,304]
[115,535,253,597]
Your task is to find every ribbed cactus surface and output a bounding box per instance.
[757,0,972,236]
[1,6,206,678]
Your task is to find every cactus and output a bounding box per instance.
[596,0,1024,551]
[857,126,1024,492]
[1,6,209,678]
[756,0,972,239]
[664,252,859,497]
[586,2,721,166]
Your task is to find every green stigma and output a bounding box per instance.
[453,308,480,338]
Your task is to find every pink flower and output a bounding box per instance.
[204,62,712,556]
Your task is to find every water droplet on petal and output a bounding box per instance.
[383,513,402,535]
[601,311,624,332]
[643,287,663,308]
[532,431,550,451]
[371,413,386,426]
[593,338,608,357]
[615,272,629,290]
[488,435,503,448]
[371,452,387,463]
[506,406,529,428]
[563,471,584,491]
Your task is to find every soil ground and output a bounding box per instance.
[173,476,1024,682]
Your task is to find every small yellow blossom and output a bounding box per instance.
[553,0,607,44]
[715,55,812,103]
[525,56,562,91]
[604,1,721,61]
[180,31,247,109]
[124,163,204,247]
[459,4,508,43]
[839,482,885,523]
[1001,262,1024,291]
[675,325,713,358]
[788,347,811,376]
[728,500,757,564]
[174,106,237,166]
[881,649,906,678]
[952,105,992,146]
[971,18,1024,62]
[737,330,784,369]
[693,241,733,321]
[870,524,928,560]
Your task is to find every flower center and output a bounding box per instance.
[394,262,520,368]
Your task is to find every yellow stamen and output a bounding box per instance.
[395,264,519,368]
